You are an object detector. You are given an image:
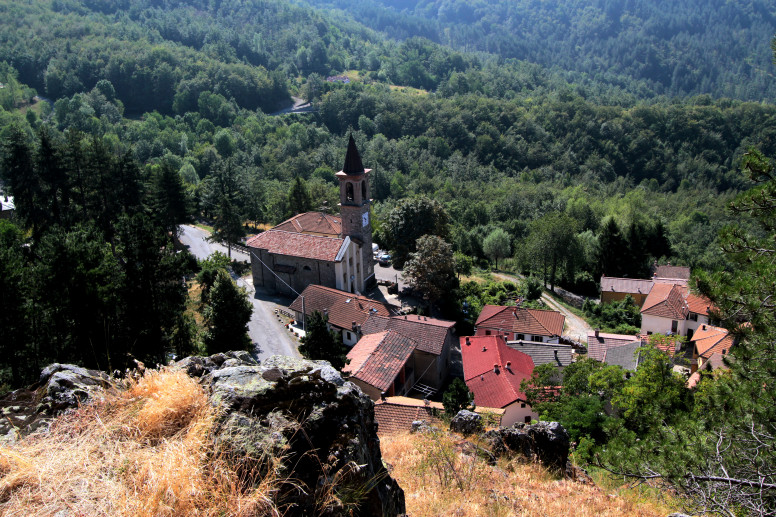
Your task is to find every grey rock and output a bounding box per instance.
[450,410,483,435]
[484,421,570,472]
[200,354,405,517]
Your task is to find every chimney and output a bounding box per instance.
[505,361,512,372]
[493,364,499,374]
[352,321,357,331]
[380,392,386,402]
[482,346,487,352]
[404,315,407,320]
[594,328,600,338]
[465,337,470,346]
[702,324,706,330]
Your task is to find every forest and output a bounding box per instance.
[1,0,775,511]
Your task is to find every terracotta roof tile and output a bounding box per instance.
[273,212,342,236]
[600,276,654,295]
[289,285,397,331]
[693,325,734,359]
[587,331,641,362]
[686,292,712,316]
[246,230,346,261]
[640,283,688,319]
[461,336,534,409]
[373,398,443,435]
[361,314,455,356]
[344,331,415,392]
[475,305,565,338]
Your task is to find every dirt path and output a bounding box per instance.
[492,272,593,343]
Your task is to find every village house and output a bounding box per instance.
[691,324,734,372]
[289,284,397,346]
[639,283,712,339]
[599,263,691,307]
[587,330,643,361]
[343,330,417,400]
[247,136,375,296]
[360,313,456,394]
[461,335,538,426]
[372,396,505,436]
[475,305,565,343]
[505,341,574,370]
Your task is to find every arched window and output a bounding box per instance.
[361,180,367,201]
[346,183,354,202]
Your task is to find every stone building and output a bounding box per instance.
[247,136,375,295]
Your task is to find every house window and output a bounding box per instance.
[671,320,678,333]
[532,335,542,342]
[524,416,531,423]
[485,330,491,335]
[521,403,526,408]
[516,334,525,341]
[689,313,698,321]
[346,331,352,341]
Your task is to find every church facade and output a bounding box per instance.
[247,136,375,296]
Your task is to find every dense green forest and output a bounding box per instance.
[1,0,776,512]
[303,0,776,101]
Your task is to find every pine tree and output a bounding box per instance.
[298,310,347,369]
[203,270,252,354]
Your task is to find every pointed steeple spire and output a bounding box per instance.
[342,134,364,175]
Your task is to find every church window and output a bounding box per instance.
[346,183,354,202]
[361,180,366,200]
[303,265,311,271]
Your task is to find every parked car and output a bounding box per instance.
[378,252,392,266]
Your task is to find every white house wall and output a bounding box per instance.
[501,401,539,427]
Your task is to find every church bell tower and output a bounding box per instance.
[337,135,375,290]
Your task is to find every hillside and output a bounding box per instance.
[302,0,776,101]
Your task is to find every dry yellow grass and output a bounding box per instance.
[0,369,280,516]
[380,431,673,517]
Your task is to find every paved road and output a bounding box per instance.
[492,272,593,343]
[178,225,300,361]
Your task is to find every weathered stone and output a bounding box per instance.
[484,421,570,472]
[450,409,483,435]
[201,354,405,517]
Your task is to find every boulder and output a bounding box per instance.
[201,354,405,517]
[450,409,483,435]
[484,421,570,472]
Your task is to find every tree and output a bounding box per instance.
[402,235,458,311]
[384,196,450,269]
[453,251,473,279]
[299,310,348,369]
[203,269,252,354]
[149,162,190,236]
[524,212,580,290]
[287,176,312,216]
[442,378,474,417]
[206,162,246,258]
[482,227,511,269]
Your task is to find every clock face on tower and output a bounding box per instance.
[362,211,369,227]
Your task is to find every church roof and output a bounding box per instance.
[342,134,364,175]
[246,230,347,262]
[273,212,342,236]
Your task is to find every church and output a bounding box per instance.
[247,135,375,296]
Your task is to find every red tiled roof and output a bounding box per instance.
[461,336,534,409]
[600,276,654,295]
[475,305,565,338]
[686,292,712,316]
[344,331,415,392]
[361,314,455,356]
[693,325,734,359]
[246,230,346,261]
[373,399,443,435]
[289,285,396,331]
[586,331,641,361]
[273,212,342,236]
[641,283,689,319]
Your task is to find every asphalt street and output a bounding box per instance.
[178,225,300,361]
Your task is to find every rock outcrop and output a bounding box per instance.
[183,354,406,517]
[449,409,483,435]
[0,353,405,516]
[0,363,117,440]
[483,421,570,472]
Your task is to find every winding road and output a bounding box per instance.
[178,225,300,361]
